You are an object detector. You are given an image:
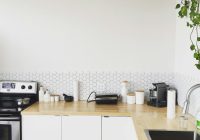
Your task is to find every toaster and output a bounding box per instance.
[95,94,119,104]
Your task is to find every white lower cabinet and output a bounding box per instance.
[22,115,137,140]
[102,116,137,140]
[22,115,62,140]
[62,116,101,140]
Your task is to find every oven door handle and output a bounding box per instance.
[0,117,20,121]
[0,116,20,121]
[0,114,15,117]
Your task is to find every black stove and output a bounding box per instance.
[0,81,38,140]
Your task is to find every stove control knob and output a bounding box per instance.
[21,85,26,89]
[28,85,32,90]
[18,108,22,111]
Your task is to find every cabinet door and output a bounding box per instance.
[62,116,101,140]
[22,115,61,140]
[102,116,137,140]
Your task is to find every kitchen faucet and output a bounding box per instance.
[182,84,200,115]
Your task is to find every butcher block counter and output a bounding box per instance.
[21,101,196,140]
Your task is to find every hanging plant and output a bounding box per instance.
[176,0,200,69]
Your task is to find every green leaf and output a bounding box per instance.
[190,44,195,50]
[176,4,181,9]
[197,37,200,41]
[190,11,195,18]
[194,52,199,59]
[178,10,184,18]
[195,64,200,70]
[185,1,190,8]
[181,6,188,17]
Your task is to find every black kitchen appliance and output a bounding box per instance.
[63,94,74,102]
[95,94,119,104]
[0,81,38,140]
[87,91,119,104]
[147,83,169,107]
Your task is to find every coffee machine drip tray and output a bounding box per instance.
[147,98,167,107]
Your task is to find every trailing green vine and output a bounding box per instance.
[176,0,200,69]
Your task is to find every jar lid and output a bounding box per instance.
[136,90,144,92]
[127,93,135,96]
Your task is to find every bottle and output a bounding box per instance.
[39,86,45,102]
[44,89,50,102]
[121,81,129,103]
[196,111,200,130]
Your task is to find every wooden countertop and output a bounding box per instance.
[21,101,196,140]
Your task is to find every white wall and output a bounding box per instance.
[0,0,176,73]
[175,8,200,115]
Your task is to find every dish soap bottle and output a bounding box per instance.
[39,86,45,102]
[196,111,200,130]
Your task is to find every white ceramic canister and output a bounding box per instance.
[135,90,144,104]
[55,95,60,102]
[121,81,129,103]
[127,93,136,104]
[50,96,55,102]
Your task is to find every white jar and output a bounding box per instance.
[121,81,129,103]
[55,95,60,102]
[135,90,144,104]
[50,96,55,102]
[39,86,45,102]
[127,93,135,104]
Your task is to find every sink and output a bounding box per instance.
[145,130,200,140]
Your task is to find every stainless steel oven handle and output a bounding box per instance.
[0,114,15,117]
[0,117,20,121]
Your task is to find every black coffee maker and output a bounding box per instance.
[147,83,169,107]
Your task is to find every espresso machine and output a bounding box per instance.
[147,83,169,107]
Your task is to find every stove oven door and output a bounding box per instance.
[0,124,11,140]
[0,116,21,140]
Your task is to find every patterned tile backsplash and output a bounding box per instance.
[0,72,174,100]
[1,72,200,116]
